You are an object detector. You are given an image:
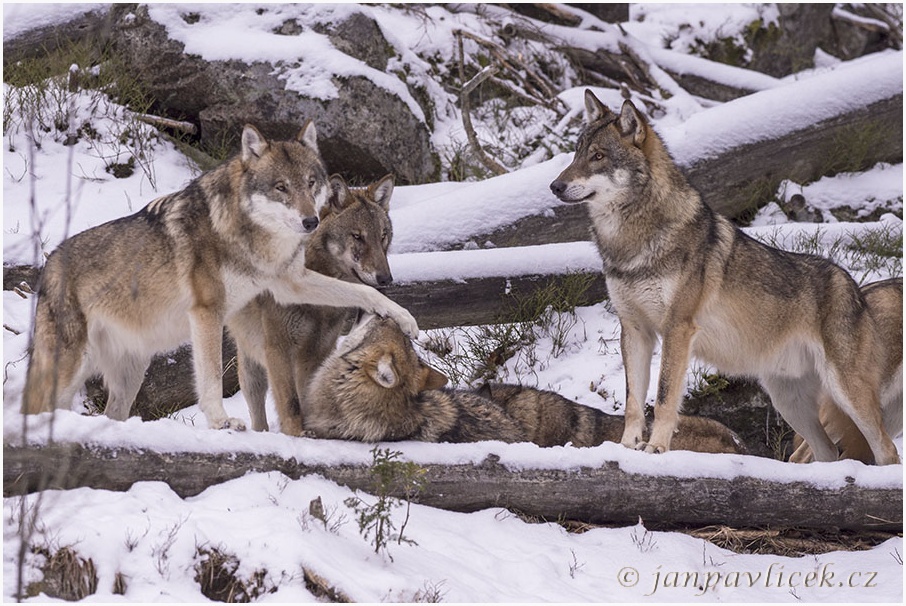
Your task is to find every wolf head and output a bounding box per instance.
[241,121,330,238]
[339,315,448,396]
[314,174,395,288]
[549,90,655,206]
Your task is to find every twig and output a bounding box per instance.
[134,114,198,136]
[455,32,508,176]
[859,4,903,48]
[455,29,565,112]
[462,65,500,97]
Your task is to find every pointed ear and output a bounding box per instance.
[368,354,398,389]
[584,89,613,124]
[418,361,448,392]
[297,119,319,153]
[241,125,268,163]
[476,382,493,399]
[327,174,353,215]
[369,174,395,211]
[619,100,647,147]
[337,313,377,356]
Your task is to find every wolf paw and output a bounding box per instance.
[637,441,665,454]
[217,417,247,431]
[393,309,419,338]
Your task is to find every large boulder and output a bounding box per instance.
[105,4,437,184]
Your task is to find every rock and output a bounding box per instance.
[567,3,629,24]
[747,4,835,77]
[682,379,795,460]
[105,5,437,184]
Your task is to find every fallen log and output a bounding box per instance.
[3,442,900,532]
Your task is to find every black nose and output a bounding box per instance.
[376,273,393,287]
[550,180,566,196]
[302,216,319,232]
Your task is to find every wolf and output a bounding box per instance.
[788,278,903,464]
[22,123,418,431]
[485,383,745,454]
[303,314,523,443]
[228,174,396,436]
[550,90,901,465]
[304,315,746,454]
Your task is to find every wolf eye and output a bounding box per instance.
[351,232,363,241]
[592,151,605,161]
[308,178,316,189]
[274,182,288,193]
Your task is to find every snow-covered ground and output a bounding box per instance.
[3,3,903,603]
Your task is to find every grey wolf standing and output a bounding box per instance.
[549,90,900,465]
[22,123,417,430]
[305,315,746,454]
[789,278,902,464]
[228,174,396,435]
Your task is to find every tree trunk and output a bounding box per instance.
[3,442,900,532]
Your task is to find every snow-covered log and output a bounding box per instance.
[3,442,901,532]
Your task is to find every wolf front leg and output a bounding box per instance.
[189,302,247,431]
[644,318,698,454]
[273,269,419,337]
[618,320,657,449]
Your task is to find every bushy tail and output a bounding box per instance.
[21,257,87,415]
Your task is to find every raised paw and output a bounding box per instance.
[393,309,419,338]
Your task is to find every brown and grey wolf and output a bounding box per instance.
[228,174,396,435]
[21,123,417,431]
[549,90,901,465]
[304,315,746,454]
[789,278,903,464]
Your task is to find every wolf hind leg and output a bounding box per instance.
[101,353,150,421]
[823,366,901,465]
[762,373,838,462]
[238,352,269,431]
[264,347,304,436]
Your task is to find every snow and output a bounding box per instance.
[663,50,904,164]
[779,163,904,221]
[3,3,904,603]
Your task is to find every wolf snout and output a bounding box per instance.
[376,272,393,288]
[302,216,320,232]
[549,180,567,198]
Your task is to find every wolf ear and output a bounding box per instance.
[369,174,395,212]
[297,119,319,153]
[241,125,268,163]
[619,100,648,147]
[368,354,398,389]
[327,174,353,215]
[338,312,377,356]
[418,361,448,392]
[584,89,614,124]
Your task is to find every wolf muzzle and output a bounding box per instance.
[302,216,320,232]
